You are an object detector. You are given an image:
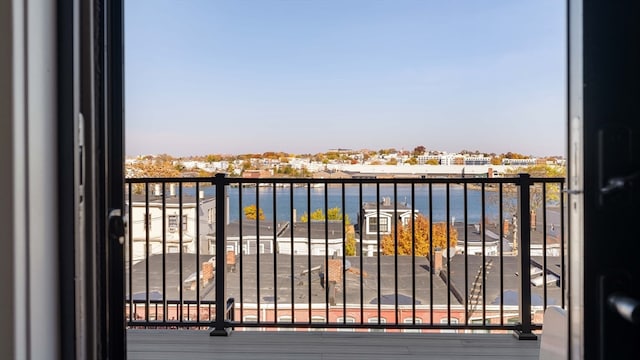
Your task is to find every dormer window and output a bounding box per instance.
[369,216,389,233]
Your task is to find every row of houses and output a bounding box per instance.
[128,194,562,262]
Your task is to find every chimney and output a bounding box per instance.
[153,183,162,196]
[530,210,537,231]
[503,218,509,234]
[202,261,214,287]
[325,258,343,306]
[326,258,343,284]
[226,250,236,272]
[169,183,176,197]
[432,248,443,273]
[199,190,204,199]
[293,208,297,223]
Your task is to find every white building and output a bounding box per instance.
[358,197,419,256]
[128,186,216,262]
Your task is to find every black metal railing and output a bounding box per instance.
[124,174,565,338]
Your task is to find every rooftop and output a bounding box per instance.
[127,253,563,308]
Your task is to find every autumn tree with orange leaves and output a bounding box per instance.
[381,215,457,256]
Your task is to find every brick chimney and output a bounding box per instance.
[202,261,214,287]
[432,248,443,273]
[325,258,343,306]
[326,258,343,284]
[503,218,509,234]
[530,210,537,231]
[226,250,236,272]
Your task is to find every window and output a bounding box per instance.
[168,214,187,232]
[369,216,389,233]
[379,217,389,232]
[277,315,294,332]
[310,316,325,332]
[403,317,422,333]
[336,316,356,332]
[243,315,258,322]
[242,315,260,331]
[368,217,378,233]
[168,215,178,232]
[440,318,459,333]
[368,317,386,332]
[469,318,490,334]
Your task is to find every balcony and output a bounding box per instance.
[124,174,565,359]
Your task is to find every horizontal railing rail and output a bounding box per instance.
[124,174,565,338]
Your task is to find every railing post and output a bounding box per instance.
[514,173,537,340]
[211,173,231,336]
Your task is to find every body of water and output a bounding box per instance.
[187,184,518,225]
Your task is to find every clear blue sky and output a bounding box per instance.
[125,0,565,157]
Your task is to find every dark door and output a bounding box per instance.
[102,0,127,358]
[58,0,126,359]
[570,0,640,358]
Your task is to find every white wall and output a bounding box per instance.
[0,0,60,359]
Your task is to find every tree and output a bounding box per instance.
[381,215,458,256]
[345,225,357,256]
[405,157,418,165]
[205,154,222,162]
[413,145,426,156]
[426,159,439,165]
[243,204,265,220]
[300,207,350,224]
[491,164,566,235]
[514,165,565,216]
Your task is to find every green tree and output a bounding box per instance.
[300,207,350,224]
[426,159,439,165]
[381,215,457,256]
[244,204,265,220]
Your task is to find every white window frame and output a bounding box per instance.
[440,317,459,333]
[336,316,356,332]
[468,318,491,333]
[310,316,326,332]
[403,317,422,333]
[277,315,295,332]
[368,317,386,332]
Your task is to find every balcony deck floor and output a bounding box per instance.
[127,330,540,360]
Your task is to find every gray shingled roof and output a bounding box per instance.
[127,253,563,310]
